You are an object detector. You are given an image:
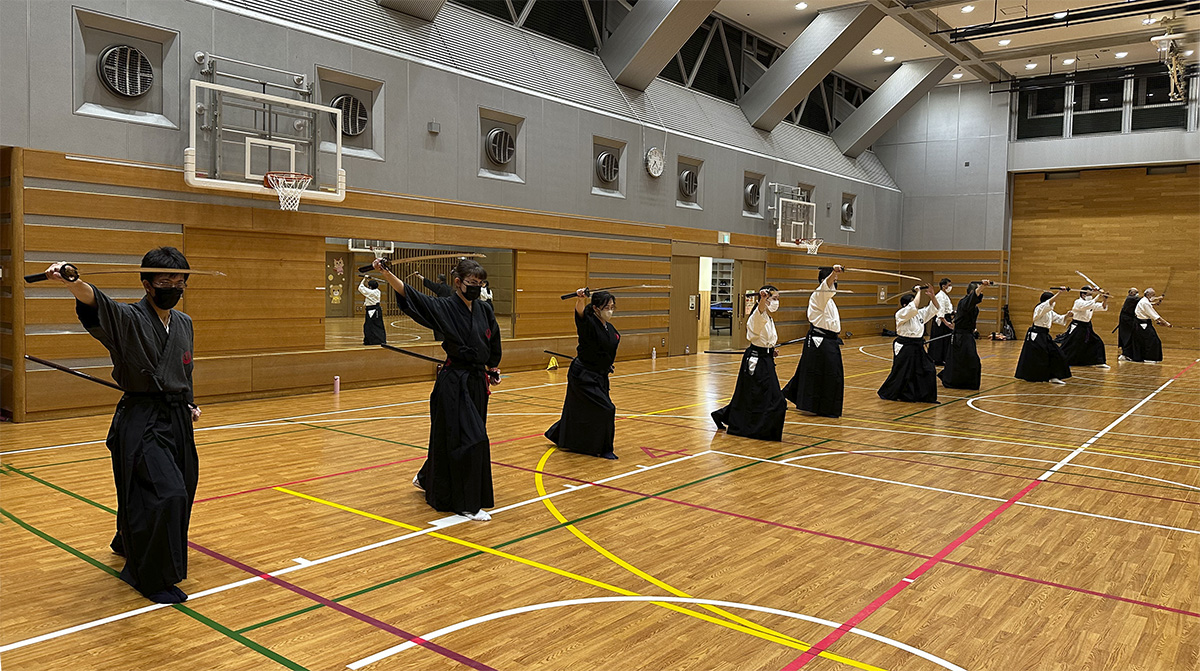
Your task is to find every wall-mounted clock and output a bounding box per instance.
[645,147,665,178]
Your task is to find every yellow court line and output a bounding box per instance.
[532,449,886,671]
[272,486,874,661]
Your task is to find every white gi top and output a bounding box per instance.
[1070,297,1107,323]
[896,301,937,337]
[358,279,381,307]
[935,290,953,318]
[747,305,778,348]
[1033,299,1068,328]
[808,276,841,333]
[1134,296,1162,321]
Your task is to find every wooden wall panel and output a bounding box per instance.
[1011,166,1199,350]
[901,250,1008,334]
[514,250,588,338]
[2,148,25,421]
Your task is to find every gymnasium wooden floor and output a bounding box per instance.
[2,337,1198,671]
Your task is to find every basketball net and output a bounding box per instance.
[799,237,824,255]
[264,172,313,211]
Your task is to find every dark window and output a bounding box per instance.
[1073,81,1122,135]
[1016,88,1064,139]
[1132,75,1187,131]
[455,0,512,22]
[522,0,597,51]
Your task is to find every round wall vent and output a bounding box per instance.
[841,201,855,224]
[97,45,154,98]
[485,128,516,166]
[330,94,369,137]
[679,169,698,198]
[744,182,761,209]
[595,151,620,184]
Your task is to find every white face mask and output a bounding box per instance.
[601,308,614,321]
[766,299,779,313]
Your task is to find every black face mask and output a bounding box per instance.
[151,287,183,310]
[461,285,482,302]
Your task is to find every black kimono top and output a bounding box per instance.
[396,284,501,368]
[1119,295,1138,322]
[574,309,620,372]
[422,278,454,298]
[76,286,195,403]
[954,291,984,332]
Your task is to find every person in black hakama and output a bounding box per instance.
[359,278,387,345]
[938,280,993,390]
[783,265,846,418]
[878,285,939,403]
[1060,287,1109,368]
[712,285,787,441]
[928,278,954,366]
[376,258,501,521]
[1114,288,1139,358]
[545,290,621,458]
[1015,290,1072,384]
[42,248,201,604]
[1123,287,1171,363]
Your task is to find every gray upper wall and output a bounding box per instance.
[873,82,1011,252]
[0,0,903,249]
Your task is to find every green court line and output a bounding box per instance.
[8,455,112,470]
[235,440,827,633]
[291,422,426,452]
[4,465,115,514]
[0,506,311,671]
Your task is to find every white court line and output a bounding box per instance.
[347,596,967,671]
[783,420,1200,471]
[0,450,707,654]
[1035,375,1183,480]
[781,450,1200,492]
[967,394,1200,442]
[857,345,892,362]
[710,451,1200,536]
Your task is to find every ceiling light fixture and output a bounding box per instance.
[952,72,964,79]
[1062,57,1076,65]
[1025,62,1037,69]
[1115,51,1128,58]
[961,5,975,12]
[795,2,807,9]
[998,39,1012,46]
[1142,16,1158,24]
[1186,50,1195,56]
[1053,11,1068,18]
[884,56,895,62]
[872,48,883,55]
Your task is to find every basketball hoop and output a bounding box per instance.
[264,171,312,211]
[798,238,824,255]
[369,246,391,261]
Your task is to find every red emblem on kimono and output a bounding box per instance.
[485,329,492,339]
[182,351,192,365]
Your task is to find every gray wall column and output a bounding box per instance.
[833,58,955,158]
[738,4,884,131]
[599,0,720,91]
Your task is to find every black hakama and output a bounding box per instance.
[928,319,952,366]
[396,285,502,514]
[1125,319,1163,362]
[1115,296,1138,355]
[938,331,981,389]
[878,336,937,403]
[1014,326,1072,382]
[363,304,387,345]
[1059,320,1106,366]
[77,289,199,599]
[782,327,843,418]
[713,345,787,441]
[546,310,620,457]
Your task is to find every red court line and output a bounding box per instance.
[187,540,496,671]
[490,459,1200,619]
[780,481,1043,670]
[194,455,427,503]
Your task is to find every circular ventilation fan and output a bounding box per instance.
[679,169,698,198]
[97,45,154,98]
[485,128,516,166]
[595,151,619,184]
[744,182,761,209]
[329,94,369,137]
[841,201,855,224]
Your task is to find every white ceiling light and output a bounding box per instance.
[1025,62,1037,69]
[998,39,1012,46]
[1187,50,1195,56]
[794,2,807,9]
[1142,16,1158,24]
[961,5,975,13]
[1053,11,1068,18]
[872,48,883,55]
[1115,51,1128,58]
[952,72,964,79]
[884,56,895,62]
[1062,57,1076,65]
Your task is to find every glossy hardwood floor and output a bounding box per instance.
[2,337,1198,671]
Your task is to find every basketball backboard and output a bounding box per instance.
[185,76,346,205]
